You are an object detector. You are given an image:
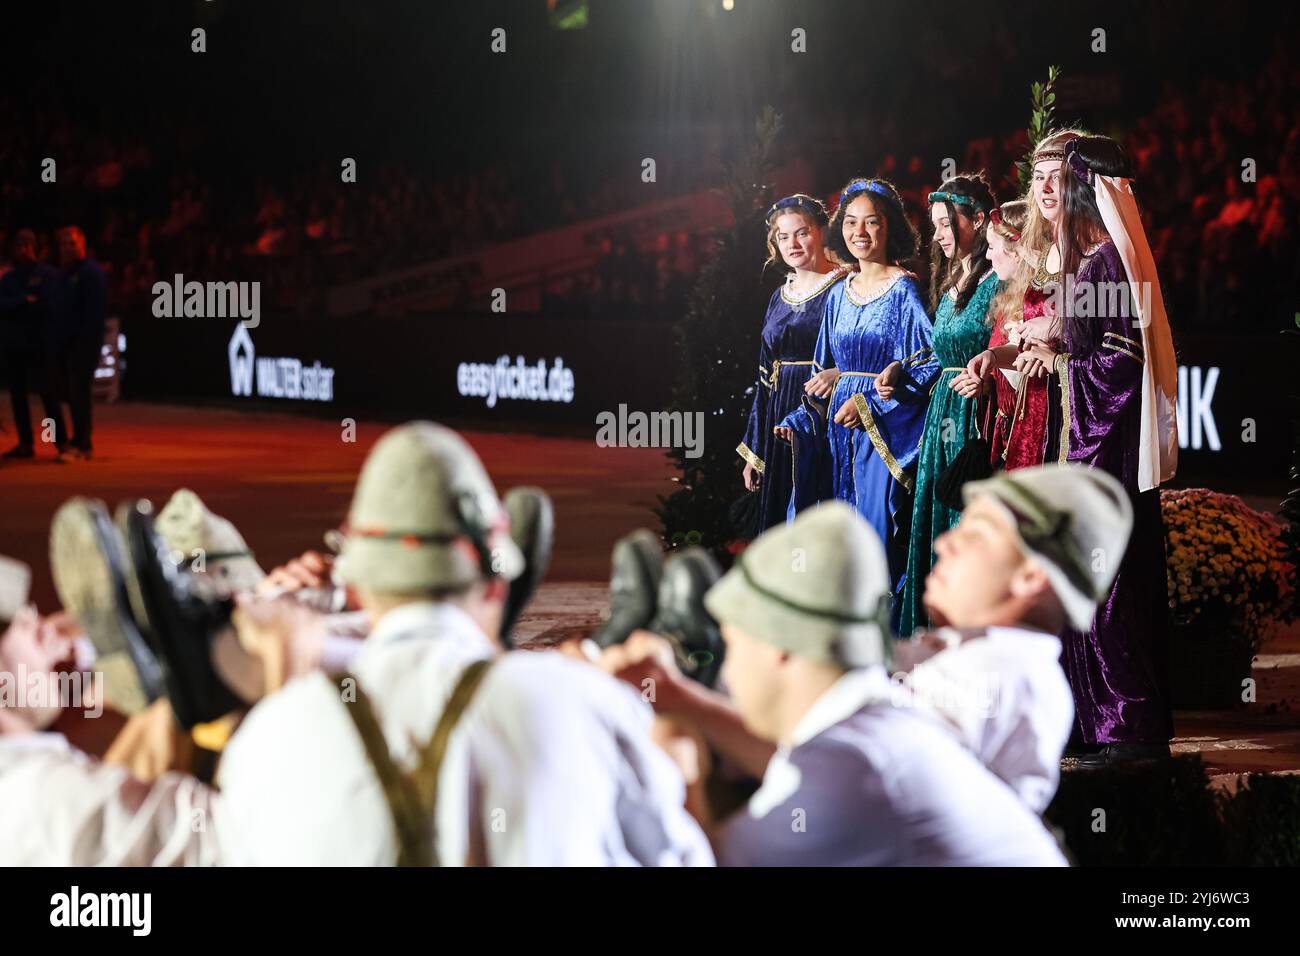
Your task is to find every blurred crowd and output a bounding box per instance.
[0,46,1296,328]
[817,47,1299,332]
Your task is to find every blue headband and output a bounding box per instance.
[841,180,892,204]
[766,195,826,223]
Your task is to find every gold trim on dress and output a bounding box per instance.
[852,392,914,492]
[737,442,765,474]
[1102,331,1141,350]
[1101,341,1144,363]
[1030,247,1062,290]
[900,347,936,369]
[1053,352,1072,464]
[781,267,848,306]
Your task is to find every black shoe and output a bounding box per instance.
[1062,742,1102,759]
[499,486,554,646]
[648,547,725,688]
[49,497,167,715]
[120,499,242,729]
[590,529,663,649]
[3,444,34,460]
[1071,742,1171,769]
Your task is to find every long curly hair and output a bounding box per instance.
[926,172,997,313]
[987,199,1035,331]
[824,177,919,271]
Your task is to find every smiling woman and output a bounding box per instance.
[737,193,845,534]
[779,178,939,625]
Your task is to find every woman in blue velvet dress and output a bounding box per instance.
[778,179,939,620]
[738,194,848,534]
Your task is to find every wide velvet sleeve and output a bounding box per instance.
[738,323,773,473]
[894,279,941,402]
[1051,246,1145,467]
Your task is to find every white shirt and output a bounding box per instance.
[903,626,1075,813]
[0,733,221,866]
[216,602,713,866]
[715,666,1068,866]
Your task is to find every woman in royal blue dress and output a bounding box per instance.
[738,194,848,534]
[777,178,940,619]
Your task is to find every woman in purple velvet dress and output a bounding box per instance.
[738,195,848,534]
[1016,132,1180,765]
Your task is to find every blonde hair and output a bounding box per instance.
[988,200,1036,330]
[763,197,828,273]
[1021,127,1089,255]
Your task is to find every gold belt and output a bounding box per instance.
[769,359,816,389]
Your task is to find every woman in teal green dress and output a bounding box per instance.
[899,175,1001,637]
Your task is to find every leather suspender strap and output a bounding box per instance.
[407,658,496,831]
[337,673,431,866]
[336,657,496,867]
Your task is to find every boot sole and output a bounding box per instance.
[49,498,163,714]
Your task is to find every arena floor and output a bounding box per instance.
[2,400,1297,782]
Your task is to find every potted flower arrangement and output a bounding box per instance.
[1161,488,1296,709]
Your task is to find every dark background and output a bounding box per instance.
[1,0,1296,487]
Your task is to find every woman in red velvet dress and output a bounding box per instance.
[953,198,1056,471]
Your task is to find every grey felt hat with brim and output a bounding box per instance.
[335,422,524,593]
[704,500,892,668]
[156,488,266,593]
[961,464,1133,632]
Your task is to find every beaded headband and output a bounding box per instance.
[989,206,1022,242]
[766,195,827,224]
[927,190,985,213]
[1032,142,1066,163]
[840,179,893,205]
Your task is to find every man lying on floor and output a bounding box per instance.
[0,555,223,865]
[2,422,711,866]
